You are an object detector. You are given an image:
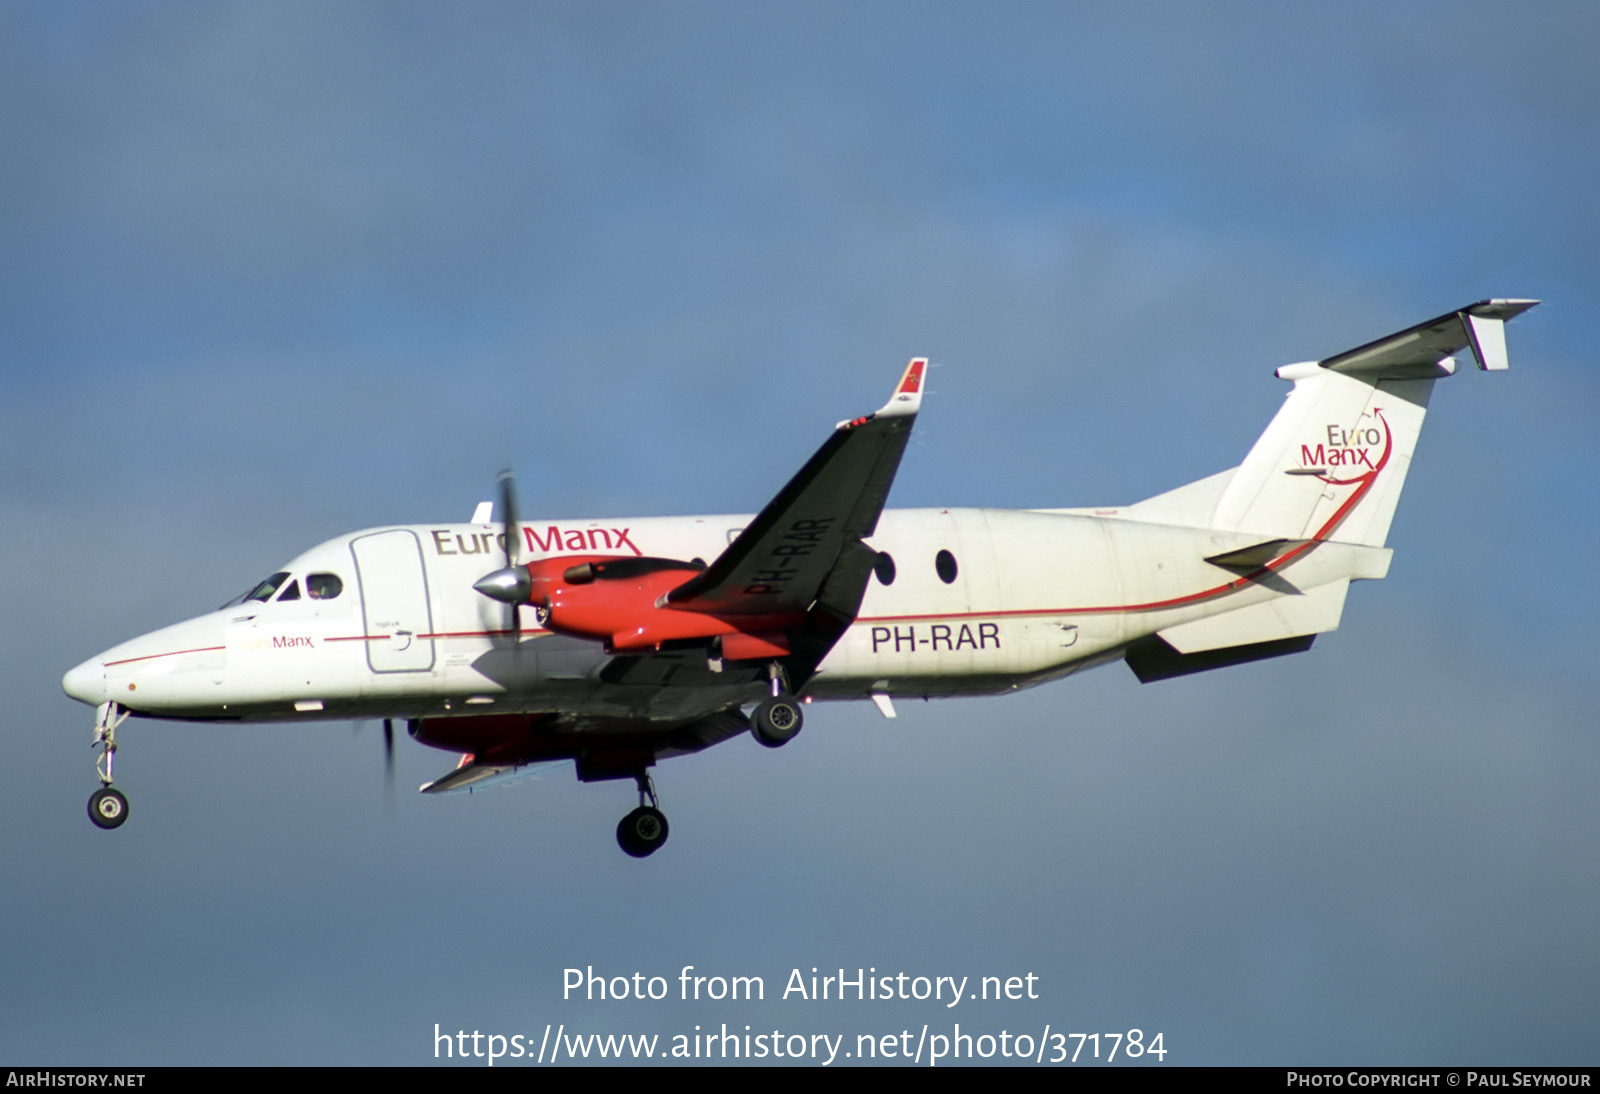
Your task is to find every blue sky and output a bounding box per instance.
[3,1,1596,1065]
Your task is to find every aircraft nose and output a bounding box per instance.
[62,657,107,706]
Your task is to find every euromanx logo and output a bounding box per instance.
[1299,408,1394,485]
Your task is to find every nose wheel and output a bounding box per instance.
[89,787,129,829]
[87,702,131,830]
[616,772,669,857]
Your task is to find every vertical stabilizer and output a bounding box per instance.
[1210,367,1436,545]
[1208,300,1534,546]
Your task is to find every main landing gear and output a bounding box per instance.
[88,702,130,830]
[617,772,669,858]
[751,663,803,748]
[611,664,803,857]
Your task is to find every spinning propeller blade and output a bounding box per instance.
[477,468,529,637]
[498,468,520,569]
[383,718,394,781]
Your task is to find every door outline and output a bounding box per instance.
[351,530,437,673]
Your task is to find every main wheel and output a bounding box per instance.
[88,787,129,830]
[616,806,669,858]
[752,695,803,748]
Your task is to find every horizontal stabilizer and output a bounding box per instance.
[1316,299,1537,377]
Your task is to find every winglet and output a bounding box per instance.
[879,357,927,418]
[1462,299,1536,371]
[837,358,927,429]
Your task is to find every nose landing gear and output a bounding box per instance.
[88,702,130,830]
[89,786,128,829]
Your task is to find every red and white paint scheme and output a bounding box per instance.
[64,303,1535,855]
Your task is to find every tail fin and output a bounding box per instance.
[1210,299,1536,545]
[1122,299,1535,680]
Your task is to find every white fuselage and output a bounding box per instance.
[63,505,1358,726]
[59,303,1532,846]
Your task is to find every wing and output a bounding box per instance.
[665,357,926,620]
[420,757,569,794]
[416,708,756,793]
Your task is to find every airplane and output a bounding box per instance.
[62,299,1536,856]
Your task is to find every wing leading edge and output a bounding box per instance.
[664,358,926,680]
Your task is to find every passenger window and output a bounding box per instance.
[306,573,343,600]
[243,572,291,603]
[935,549,958,584]
[874,552,896,585]
[276,580,301,602]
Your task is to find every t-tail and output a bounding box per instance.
[1122,299,1536,683]
[1208,299,1537,545]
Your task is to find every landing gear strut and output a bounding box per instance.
[616,771,669,858]
[88,702,130,830]
[751,663,803,748]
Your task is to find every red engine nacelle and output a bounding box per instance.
[521,555,800,656]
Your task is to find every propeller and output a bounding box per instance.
[381,718,398,809]
[472,468,532,636]
[353,718,397,802]
[383,717,394,781]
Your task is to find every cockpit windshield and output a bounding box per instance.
[241,571,291,603]
[219,570,344,609]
